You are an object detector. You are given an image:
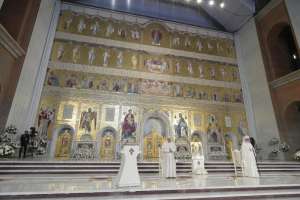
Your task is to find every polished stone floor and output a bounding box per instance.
[1,174,300,194]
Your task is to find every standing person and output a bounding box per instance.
[241,135,259,178]
[161,137,176,178]
[19,131,30,158]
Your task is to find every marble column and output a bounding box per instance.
[285,0,300,48]
[234,18,283,161]
[6,0,60,133]
[0,0,4,10]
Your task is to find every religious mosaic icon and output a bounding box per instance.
[130,29,140,40]
[63,15,73,30]
[121,109,137,143]
[117,27,127,39]
[47,71,59,86]
[131,54,138,69]
[198,64,204,79]
[79,108,97,134]
[116,51,123,67]
[72,46,80,63]
[57,44,64,60]
[65,74,78,88]
[81,76,94,89]
[174,113,189,138]
[187,62,193,74]
[106,23,114,37]
[55,127,73,159]
[151,29,162,45]
[38,107,55,139]
[103,50,110,67]
[77,18,86,33]
[88,47,96,65]
[196,39,203,51]
[145,58,168,73]
[172,36,180,47]
[90,20,100,35]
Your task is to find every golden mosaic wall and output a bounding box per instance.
[36,7,248,160]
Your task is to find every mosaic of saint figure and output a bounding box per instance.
[131,54,138,69]
[175,62,181,73]
[38,107,55,139]
[88,47,96,65]
[72,46,80,63]
[172,37,180,47]
[66,74,78,88]
[106,23,114,37]
[184,37,191,48]
[175,113,188,138]
[188,63,193,74]
[90,21,100,35]
[131,29,140,40]
[57,44,64,60]
[79,108,97,134]
[121,109,136,140]
[117,51,123,67]
[103,50,110,67]
[151,29,162,45]
[77,18,86,33]
[198,65,204,78]
[63,16,73,30]
[47,71,59,86]
[220,68,226,80]
[117,28,127,39]
[196,39,203,51]
[55,129,72,158]
[81,77,93,89]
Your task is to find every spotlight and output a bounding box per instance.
[220,2,225,8]
[209,0,215,6]
[292,54,297,60]
[196,0,203,4]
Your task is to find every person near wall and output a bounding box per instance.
[241,135,259,178]
[19,130,30,158]
[161,137,176,178]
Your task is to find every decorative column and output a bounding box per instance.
[0,0,4,10]
[6,0,61,133]
[234,18,283,161]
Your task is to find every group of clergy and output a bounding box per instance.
[116,135,259,188]
[160,135,259,178]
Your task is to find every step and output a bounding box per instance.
[1,185,300,200]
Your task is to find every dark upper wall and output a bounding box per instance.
[0,0,41,130]
[0,0,41,50]
[63,0,226,31]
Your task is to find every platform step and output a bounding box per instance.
[1,185,300,200]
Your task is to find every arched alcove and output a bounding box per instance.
[267,23,300,80]
[284,101,300,160]
[49,124,75,159]
[97,126,117,160]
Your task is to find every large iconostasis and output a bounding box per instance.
[36,5,248,161]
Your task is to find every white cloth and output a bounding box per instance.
[116,145,140,187]
[161,141,176,178]
[192,155,207,175]
[241,136,259,178]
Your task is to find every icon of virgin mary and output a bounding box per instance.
[121,109,136,140]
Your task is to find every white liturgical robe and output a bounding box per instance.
[241,136,259,178]
[161,141,176,178]
[116,145,140,187]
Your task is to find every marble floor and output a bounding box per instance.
[1,174,300,194]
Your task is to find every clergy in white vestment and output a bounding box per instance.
[241,135,259,178]
[161,137,176,178]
